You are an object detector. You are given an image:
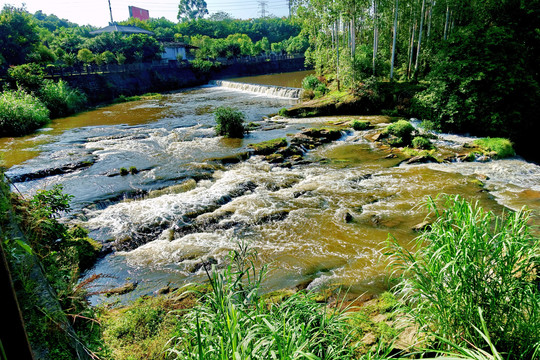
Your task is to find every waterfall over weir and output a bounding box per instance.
[209,80,303,99]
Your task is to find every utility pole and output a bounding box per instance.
[258,0,268,18]
[288,0,292,18]
[108,0,115,24]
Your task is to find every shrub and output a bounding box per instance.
[411,136,433,150]
[386,195,540,358]
[119,167,129,176]
[0,89,49,136]
[39,79,87,118]
[191,59,216,73]
[302,74,322,91]
[383,120,415,146]
[278,107,289,116]
[129,166,138,174]
[8,63,45,92]
[214,106,246,138]
[351,120,371,131]
[473,137,515,159]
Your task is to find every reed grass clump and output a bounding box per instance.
[168,243,355,359]
[39,79,87,118]
[0,89,50,136]
[386,195,540,358]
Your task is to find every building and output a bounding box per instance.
[161,42,197,61]
[89,24,154,36]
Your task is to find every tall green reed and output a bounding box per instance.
[386,195,539,359]
[0,89,49,136]
[168,242,356,360]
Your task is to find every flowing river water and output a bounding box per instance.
[2,72,540,304]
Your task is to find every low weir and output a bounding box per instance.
[209,80,303,99]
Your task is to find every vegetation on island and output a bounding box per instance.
[214,106,246,138]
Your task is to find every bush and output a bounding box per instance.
[386,195,540,358]
[39,79,87,118]
[473,137,515,159]
[214,106,246,138]
[278,107,289,116]
[302,74,322,91]
[0,89,49,136]
[191,59,216,73]
[7,63,45,92]
[383,120,415,147]
[411,136,433,150]
[351,120,371,131]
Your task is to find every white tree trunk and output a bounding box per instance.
[390,0,399,79]
[414,0,426,73]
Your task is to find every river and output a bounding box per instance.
[2,73,540,304]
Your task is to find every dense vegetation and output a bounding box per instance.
[387,195,540,359]
[0,174,103,359]
[294,0,540,161]
[214,106,246,138]
[0,62,86,136]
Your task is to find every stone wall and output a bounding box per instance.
[63,57,307,104]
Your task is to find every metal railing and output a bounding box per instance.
[46,53,305,77]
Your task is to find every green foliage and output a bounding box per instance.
[248,138,287,155]
[7,63,44,92]
[168,243,355,359]
[0,5,40,68]
[382,120,415,147]
[38,79,87,118]
[106,306,165,343]
[119,167,129,176]
[214,106,245,138]
[351,120,371,131]
[302,74,323,91]
[190,58,216,73]
[278,107,289,117]
[129,166,139,174]
[386,195,540,358]
[178,0,208,22]
[473,137,515,159]
[76,48,93,64]
[0,89,49,136]
[411,136,433,150]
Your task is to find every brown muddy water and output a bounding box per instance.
[230,70,315,88]
[2,80,540,305]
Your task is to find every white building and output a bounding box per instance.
[161,42,196,61]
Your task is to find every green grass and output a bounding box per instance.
[39,79,87,118]
[473,137,515,159]
[351,120,372,131]
[248,138,287,155]
[386,195,540,359]
[167,243,356,359]
[113,93,162,104]
[0,89,50,136]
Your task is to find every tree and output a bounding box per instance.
[178,0,209,22]
[0,5,40,69]
[77,48,94,64]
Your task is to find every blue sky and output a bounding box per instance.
[0,0,290,27]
